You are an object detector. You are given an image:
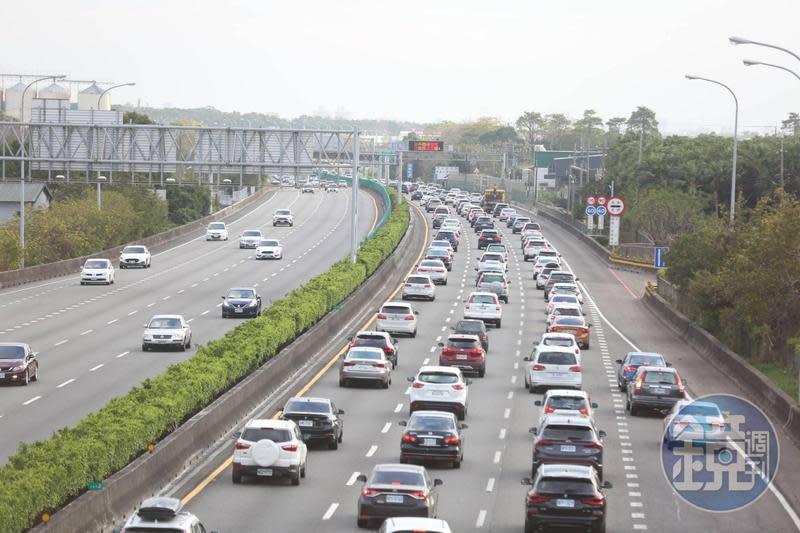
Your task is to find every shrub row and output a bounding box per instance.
[0,189,409,532]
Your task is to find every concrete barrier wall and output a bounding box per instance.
[35,197,425,533]
[0,187,276,289]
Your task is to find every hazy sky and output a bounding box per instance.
[3,0,798,133]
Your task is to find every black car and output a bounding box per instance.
[492,203,509,217]
[411,190,423,200]
[522,464,612,533]
[399,411,466,468]
[451,319,489,351]
[356,464,443,528]
[615,351,669,391]
[535,263,561,282]
[425,249,452,271]
[280,396,344,449]
[477,230,501,250]
[626,366,686,416]
[434,230,459,252]
[474,217,494,233]
[0,342,38,385]
[530,416,606,480]
[221,287,262,318]
[544,272,578,300]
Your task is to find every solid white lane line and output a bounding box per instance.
[57,379,75,388]
[23,396,41,405]
[116,351,130,358]
[381,423,391,433]
[485,478,495,492]
[54,339,68,346]
[321,503,339,521]
[90,364,104,372]
[346,472,361,486]
[366,445,378,457]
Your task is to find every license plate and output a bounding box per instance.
[385,495,404,504]
[430,390,445,396]
[456,354,468,360]
[234,308,243,313]
[560,445,576,452]
[256,468,273,476]
[556,499,575,508]
[355,365,374,371]
[548,372,563,378]
[298,420,313,427]
[423,438,437,446]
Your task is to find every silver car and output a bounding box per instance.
[402,274,436,301]
[416,259,448,285]
[239,229,263,249]
[476,271,511,303]
[339,347,392,388]
[142,314,192,352]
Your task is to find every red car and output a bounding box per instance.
[437,334,486,377]
[349,331,398,367]
[0,343,39,385]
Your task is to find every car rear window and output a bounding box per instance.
[407,276,430,284]
[547,396,588,410]
[418,372,458,384]
[541,425,594,441]
[448,338,479,349]
[551,295,577,304]
[125,528,184,533]
[629,354,665,366]
[0,345,25,358]
[677,403,720,417]
[470,294,496,304]
[536,478,595,496]
[427,249,448,256]
[550,274,575,282]
[242,427,292,442]
[347,349,383,360]
[643,371,677,384]
[481,274,504,284]
[382,305,411,315]
[482,254,503,262]
[542,337,574,348]
[371,471,425,486]
[554,317,584,327]
[408,415,456,431]
[419,260,444,268]
[538,351,577,365]
[554,308,581,317]
[481,231,498,236]
[285,400,329,413]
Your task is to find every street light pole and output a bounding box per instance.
[350,128,360,263]
[742,59,800,81]
[97,175,107,209]
[685,74,739,224]
[96,82,136,110]
[730,36,800,62]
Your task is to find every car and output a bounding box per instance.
[536,265,561,289]
[119,245,151,269]
[255,238,284,259]
[280,396,344,449]
[377,302,419,337]
[521,222,542,233]
[523,241,548,261]
[338,179,347,188]
[451,319,489,351]
[478,251,507,269]
[340,346,393,388]
[399,411,466,467]
[349,331,399,368]
[537,249,561,264]
[474,216,494,233]
[546,304,585,330]
[80,258,115,285]
[533,255,560,277]
[205,221,228,240]
[521,464,611,533]
[485,243,508,261]
[114,497,216,533]
[549,316,591,349]
[408,366,470,420]
[435,229,460,251]
[524,345,582,392]
[463,291,502,328]
[534,389,598,428]
[378,517,452,533]
[433,206,451,219]
[238,229,263,249]
[476,271,511,304]
[545,294,582,317]
[506,215,520,228]
[537,332,581,356]
[231,418,308,485]
[512,217,532,233]
[416,259,448,285]
[273,209,294,226]
[626,366,687,416]
[499,208,517,222]
[477,229,502,249]
[474,259,506,282]
[432,214,446,230]
[326,183,338,192]
[544,271,578,300]
[425,248,452,271]
[270,175,282,185]
[549,282,584,304]
[0,342,38,385]
[438,334,486,376]
[492,203,509,217]
[402,274,436,301]
[302,184,315,193]
[411,190,424,200]
[221,287,262,318]
[356,464,443,528]
[662,399,726,449]
[616,352,669,391]
[530,415,607,479]
[142,314,192,351]
[425,198,442,212]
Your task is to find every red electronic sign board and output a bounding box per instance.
[408,140,444,152]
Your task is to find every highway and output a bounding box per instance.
[174,196,800,532]
[0,187,379,463]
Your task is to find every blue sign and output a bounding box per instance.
[585,206,596,216]
[406,163,413,179]
[655,246,669,268]
[596,205,607,216]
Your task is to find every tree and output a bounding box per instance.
[782,112,800,136]
[628,187,708,245]
[478,126,519,146]
[626,106,660,138]
[165,185,211,225]
[516,111,543,156]
[606,117,627,146]
[122,111,156,125]
[542,113,572,149]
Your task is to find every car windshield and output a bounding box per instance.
[538,351,577,365]
[629,354,665,366]
[427,249,448,256]
[448,338,479,349]
[347,349,383,360]
[228,289,255,299]
[481,231,498,237]
[353,335,386,347]
[536,478,595,496]
[259,240,280,247]
[242,231,261,237]
[548,396,588,410]
[470,294,496,304]
[543,337,574,347]
[284,400,329,414]
[550,274,575,282]
[644,371,678,384]
[122,246,145,254]
[430,241,450,248]
[407,276,430,284]
[370,471,425,487]
[408,416,456,431]
[242,427,291,443]
[382,305,411,315]
[209,223,225,229]
[84,260,108,269]
[541,425,594,441]
[486,245,505,252]
[148,318,181,329]
[418,372,459,384]
[0,345,25,359]
[555,317,585,326]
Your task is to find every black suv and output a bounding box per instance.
[478,230,502,250]
[626,366,686,416]
[530,415,606,480]
[451,319,489,351]
[474,216,494,233]
[280,396,344,449]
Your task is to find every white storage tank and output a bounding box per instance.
[77,83,109,110]
[39,82,70,100]
[4,81,33,121]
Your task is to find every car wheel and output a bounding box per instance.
[524,519,536,533]
[21,369,29,386]
[180,342,186,352]
[453,458,461,469]
[443,279,447,286]
[495,319,501,328]
[328,439,339,450]
[301,463,307,478]
[339,378,347,387]
[479,367,485,378]
[630,402,640,416]
[592,518,606,533]
[32,364,39,382]
[80,281,85,285]
[382,378,389,389]
[232,469,242,484]
[357,519,369,529]
[291,470,301,486]
[186,337,191,349]
[120,264,125,269]
[411,329,417,338]
[142,344,148,352]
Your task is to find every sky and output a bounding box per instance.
[2,0,799,134]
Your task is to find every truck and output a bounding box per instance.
[482,187,507,213]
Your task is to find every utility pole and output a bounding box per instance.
[350,128,360,263]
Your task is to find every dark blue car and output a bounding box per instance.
[615,352,668,391]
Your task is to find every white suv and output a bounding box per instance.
[408,365,470,420]
[463,292,502,328]
[206,222,228,240]
[524,345,582,392]
[273,209,294,226]
[232,419,308,485]
[376,302,419,337]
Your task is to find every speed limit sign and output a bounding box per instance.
[586,196,597,206]
[607,196,626,216]
[596,196,608,207]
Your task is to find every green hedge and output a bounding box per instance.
[0,189,410,532]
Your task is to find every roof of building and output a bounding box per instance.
[0,182,52,203]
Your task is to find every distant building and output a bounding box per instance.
[0,183,52,223]
[548,153,605,187]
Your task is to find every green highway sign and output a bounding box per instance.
[87,481,103,490]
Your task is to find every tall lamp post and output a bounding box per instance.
[685,74,739,224]
[96,82,136,110]
[730,36,800,62]
[18,74,66,270]
[96,175,107,209]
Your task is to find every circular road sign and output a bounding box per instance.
[596,205,607,216]
[596,195,608,206]
[585,206,597,216]
[586,196,597,206]
[607,196,626,216]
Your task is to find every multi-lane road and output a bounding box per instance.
[0,187,378,462]
[170,195,800,532]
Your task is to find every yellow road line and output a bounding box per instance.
[181,197,426,506]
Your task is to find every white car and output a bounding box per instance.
[80,258,115,285]
[232,419,308,485]
[408,365,470,420]
[379,518,452,533]
[142,314,192,351]
[416,259,448,285]
[546,304,585,329]
[301,184,315,193]
[537,332,582,357]
[119,245,151,269]
[402,274,436,301]
[662,400,727,449]
[545,294,583,316]
[485,243,508,262]
[206,222,229,240]
[524,345,582,392]
[499,208,516,222]
[533,255,560,278]
[273,209,294,226]
[523,241,548,260]
[550,283,584,304]
[376,302,419,337]
[339,346,393,388]
[239,229,263,249]
[535,389,598,427]
[463,291,502,328]
[255,239,283,260]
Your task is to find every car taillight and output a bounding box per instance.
[532,364,546,371]
[362,489,380,497]
[452,383,465,390]
[444,435,460,444]
[544,406,555,413]
[372,362,385,368]
[405,283,412,287]
[579,407,590,415]
[495,305,501,310]
[527,492,551,504]
[343,361,355,367]
[282,444,299,452]
[581,495,605,507]
[482,335,488,340]
[408,490,429,501]
[569,365,581,372]
[404,315,415,321]
[384,346,394,354]
[677,375,686,396]
[412,382,425,388]
[402,434,417,443]
[623,365,636,374]
[234,441,250,450]
[583,442,603,449]
[377,313,388,319]
[425,284,432,288]
[634,376,644,392]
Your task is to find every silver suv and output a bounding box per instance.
[114,497,217,533]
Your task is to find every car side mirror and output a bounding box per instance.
[356,474,367,483]
[221,296,226,299]
[588,323,592,328]
[466,378,473,385]
[523,356,531,362]
[591,402,598,409]
[682,378,688,385]
[459,423,468,429]
[392,338,399,344]
[598,430,607,438]
[602,481,613,489]
[232,431,242,439]
[143,323,148,328]
[450,326,455,331]
[437,342,444,347]
[415,311,419,315]
[433,478,443,487]
[575,277,580,281]
[474,267,478,271]
[521,477,533,486]
[529,427,538,435]
[666,362,673,367]
[337,409,345,415]
[534,400,542,406]
[407,377,414,382]
[398,421,407,426]
[615,359,623,364]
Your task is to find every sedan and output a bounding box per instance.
[356,464,443,528]
[221,287,262,318]
[119,245,151,269]
[530,415,607,479]
[662,399,726,449]
[80,258,115,285]
[408,366,470,420]
[616,351,669,391]
[142,314,192,351]
[239,229,263,249]
[402,275,436,301]
[280,396,344,449]
[0,342,39,385]
[339,347,392,388]
[399,411,466,467]
[255,239,283,260]
[416,260,448,285]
